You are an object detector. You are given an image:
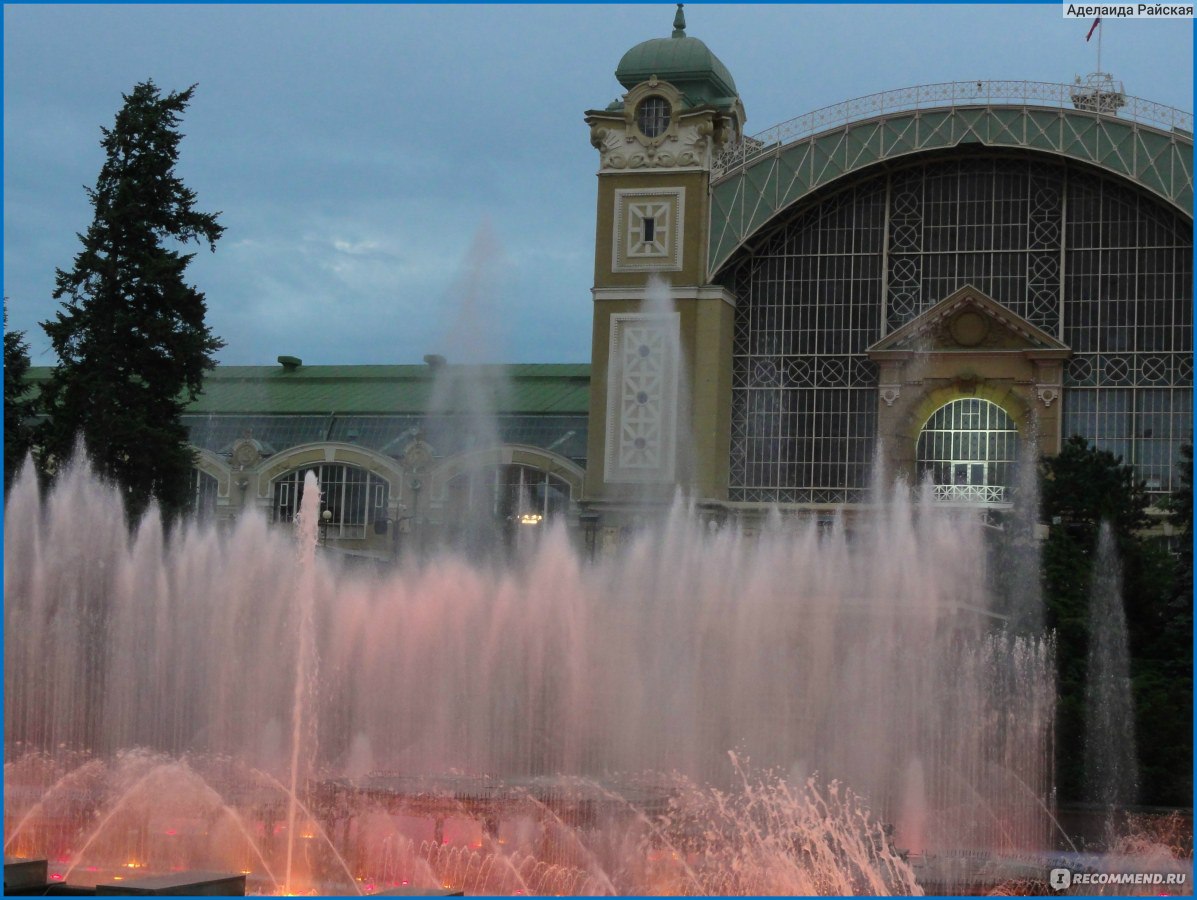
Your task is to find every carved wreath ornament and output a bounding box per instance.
[590,122,710,169]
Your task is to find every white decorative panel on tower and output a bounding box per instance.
[604,312,680,484]
[611,188,685,272]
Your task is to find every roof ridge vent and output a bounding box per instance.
[277,355,302,371]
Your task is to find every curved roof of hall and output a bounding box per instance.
[707,100,1194,274]
[23,363,592,416]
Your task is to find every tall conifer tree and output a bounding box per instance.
[4,301,36,488]
[39,80,223,521]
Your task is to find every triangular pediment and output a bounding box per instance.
[867,285,1070,357]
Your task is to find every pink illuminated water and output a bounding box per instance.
[4,456,1057,894]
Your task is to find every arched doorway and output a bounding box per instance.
[916,398,1018,504]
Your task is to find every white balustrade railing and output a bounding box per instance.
[932,484,1008,505]
[712,80,1193,178]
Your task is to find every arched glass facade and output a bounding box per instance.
[721,154,1193,504]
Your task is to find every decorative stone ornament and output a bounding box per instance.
[230,436,263,470]
[402,439,434,474]
[948,310,990,347]
[586,81,737,173]
[604,312,681,484]
[869,285,1071,357]
[611,188,685,272]
[1035,385,1061,407]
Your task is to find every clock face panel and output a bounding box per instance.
[635,95,672,138]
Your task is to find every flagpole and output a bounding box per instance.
[1097,18,1103,72]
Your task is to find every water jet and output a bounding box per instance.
[3,457,1072,894]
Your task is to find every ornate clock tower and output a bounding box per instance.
[582,5,744,532]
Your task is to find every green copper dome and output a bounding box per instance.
[614,5,738,109]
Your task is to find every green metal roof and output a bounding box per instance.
[25,363,593,416]
[615,6,737,110]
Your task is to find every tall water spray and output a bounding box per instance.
[1003,429,1045,633]
[642,276,693,491]
[284,472,323,892]
[4,457,1057,893]
[424,222,511,451]
[419,223,516,553]
[1084,522,1139,822]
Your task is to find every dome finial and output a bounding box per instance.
[672,3,686,38]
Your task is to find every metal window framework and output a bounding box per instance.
[636,95,672,138]
[916,398,1020,506]
[188,468,219,520]
[724,155,1193,502]
[272,463,390,539]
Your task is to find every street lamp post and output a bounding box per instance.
[373,504,413,562]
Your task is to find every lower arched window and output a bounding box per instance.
[916,399,1018,504]
[273,463,389,539]
[441,464,571,554]
[447,464,571,524]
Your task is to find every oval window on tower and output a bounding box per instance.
[635,95,672,138]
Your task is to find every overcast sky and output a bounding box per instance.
[4,4,1192,367]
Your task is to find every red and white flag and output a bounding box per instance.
[1086,17,1101,41]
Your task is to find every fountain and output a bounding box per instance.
[2,450,1069,895]
[1084,522,1139,836]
